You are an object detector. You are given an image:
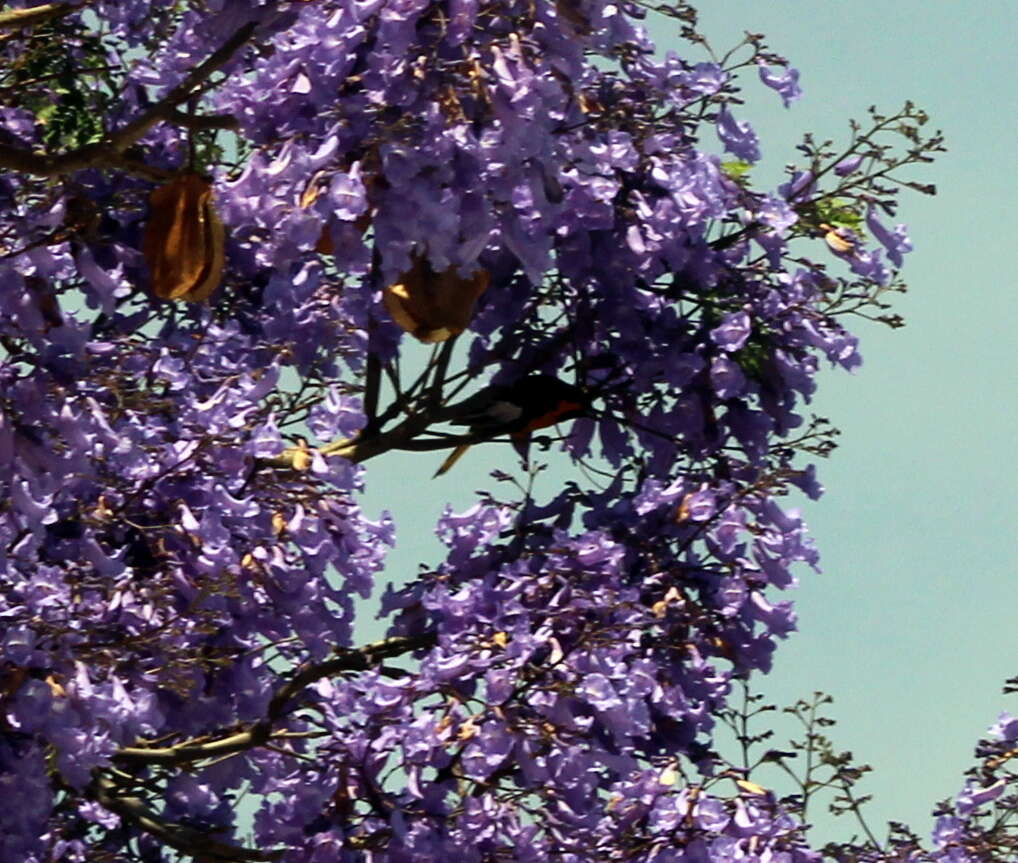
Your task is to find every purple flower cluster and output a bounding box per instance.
[261,479,816,857]
[0,1,955,860]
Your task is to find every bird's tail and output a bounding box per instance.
[433,443,472,478]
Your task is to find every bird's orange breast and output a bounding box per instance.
[512,399,586,437]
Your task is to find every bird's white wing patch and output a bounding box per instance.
[487,401,524,425]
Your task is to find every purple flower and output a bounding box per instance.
[790,464,824,501]
[834,154,865,176]
[2,626,38,666]
[327,165,369,222]
[758,64,803,107]
[866,204,913,267]
[989,712,1018,742]
[711,311,753,352]
[461,724,514,780]
[710,356,748,398]
[955,779,1006,816]
[579,673,623,711]
[932,814,965,848]
[757,195,798,233]
[308,389,365,441]
[684,487,718,522]
[717,108,761,162]
[779,169,815,202]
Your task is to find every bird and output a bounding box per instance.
[433,374,590,477]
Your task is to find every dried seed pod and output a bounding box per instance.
[142,173,225,302]
[383,256,489,343]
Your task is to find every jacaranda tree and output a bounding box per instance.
[2,2,1012,861]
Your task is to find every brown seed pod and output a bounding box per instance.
[142,173,225,302]
[383,255,489,343]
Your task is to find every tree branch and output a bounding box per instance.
[106,21,257,152]
[0,20,256,178]
[709,220,762,250]
[91,775,280,862]
[362,351,382,434]
[0,2,79,31]
[259,409,438,470]
[426,337,457,409]
[114,634,435,767]
[260,359,507,472]
[268,633,436,717]
[261,425,488,469]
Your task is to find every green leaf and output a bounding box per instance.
[814,198,865,233]
[720,160,753,181]
[732,337,771,382]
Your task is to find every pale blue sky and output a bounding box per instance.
[359,1,1016,843]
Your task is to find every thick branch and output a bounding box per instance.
[261,368,514,471]
[0,140,100,176]
[91,775,279,862]
[260,408,438,470]
[268,634,436,717]
[106,21,257,152]
[114,634,435,767]
[100,151,176,182]
[0,3,78,31]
